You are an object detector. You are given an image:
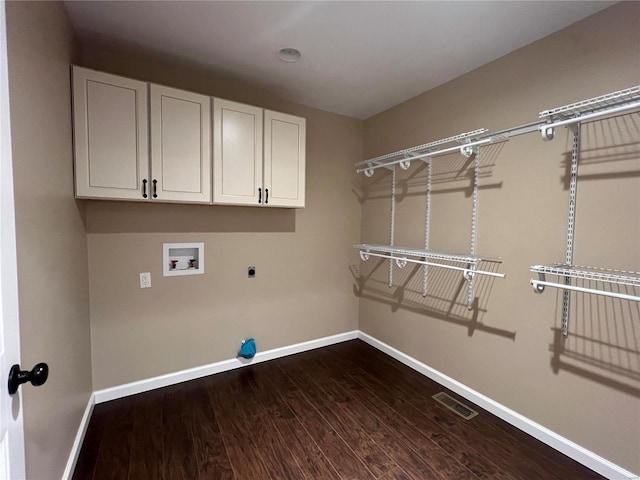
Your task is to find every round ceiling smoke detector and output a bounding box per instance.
[278,48,301,63]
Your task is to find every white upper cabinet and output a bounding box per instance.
[73,66,148,200]
[264,110,306,207]
[213,98,263,206]
[72,66,305,207]
[150,85,211,203]
[213,100,307,207]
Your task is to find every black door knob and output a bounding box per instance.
[8,363,48,395]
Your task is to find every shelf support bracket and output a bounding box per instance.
[466,147,480,310]
[389,165,396,288]
[422,158,432,297]
[560,124,580,337]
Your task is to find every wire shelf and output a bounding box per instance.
[539,85,640,119]
[530,264,640,303]
[355,244,505,283]
[530,264,640,288]
[355,244,479,264]
[355,128,488,167]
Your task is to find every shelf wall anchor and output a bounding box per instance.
[399,152,412,170]
[540,125,555,141]
[533,272,546,293]
[395,257,408,268]
[463,269,475,282]
[461,144,479,158]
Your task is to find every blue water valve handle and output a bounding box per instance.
[238,338,256,359]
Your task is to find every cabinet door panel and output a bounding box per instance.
[213,99,263,205]
[73,66,148,199]
[87,81,138,188]
[150,85,211,203]
[264,110,305,207]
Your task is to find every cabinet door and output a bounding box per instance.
[264,110,306,207]
[72,66,148,200]
[150,85,211,203]
[213,98,263,205]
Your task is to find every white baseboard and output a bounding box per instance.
[61,392,95,480]
[93,330,359,404]
[357,331,638,480]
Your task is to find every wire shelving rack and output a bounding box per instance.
[530,85,640,337]
[355,128,506,309]
[355,84,640,336]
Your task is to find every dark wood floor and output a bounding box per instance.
[73,340,605,480]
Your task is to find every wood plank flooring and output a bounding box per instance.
[73,340,605,480]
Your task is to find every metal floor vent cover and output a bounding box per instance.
[432,392,479,420]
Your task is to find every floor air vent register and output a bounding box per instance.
[432,392,479,420]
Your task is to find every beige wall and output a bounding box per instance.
[79,44,363,390]
[361,3,640,473]
[6,2,92,479]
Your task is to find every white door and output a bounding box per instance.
[150,84,211,203]
[264,110,306,208]
[72,66,149,200]
[0,2,26,478]
[213,98,263,205]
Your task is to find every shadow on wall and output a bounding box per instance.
[548,288,640,398]
[350,258,515,340]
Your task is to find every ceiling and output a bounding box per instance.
[64,1,614,120]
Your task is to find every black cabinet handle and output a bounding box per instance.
[152,179,158,198]
[8,363,48,395]
[258,187,262,204]
[265,188,269,205]
[142,179,148,198]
